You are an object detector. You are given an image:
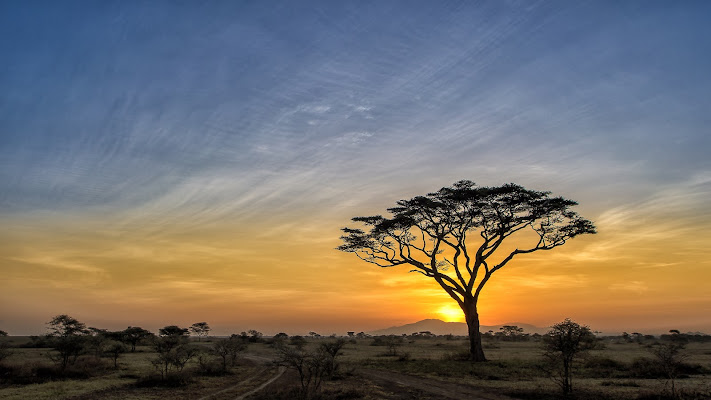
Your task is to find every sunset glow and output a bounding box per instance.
[1,1,710,337]
[437,304,465,323]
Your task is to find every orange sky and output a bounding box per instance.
[3,177,710,336]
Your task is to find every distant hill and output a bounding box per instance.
[368,319,548,336]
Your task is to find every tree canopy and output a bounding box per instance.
[46,314,89,337]
[189,322,211,341]
[158,325,190,337]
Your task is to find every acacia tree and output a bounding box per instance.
[189,322,211,342]
[212,336,247,372]
[153,325,195,379]
[46,314,90,369]
[338,181,595,361]
[122,326,153,352]
[649,342,688,397]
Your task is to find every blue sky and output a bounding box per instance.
[2,0,709,215]
[1,1,711,334]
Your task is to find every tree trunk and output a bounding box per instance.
[463,299,487,362]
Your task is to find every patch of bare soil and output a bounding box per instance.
[358,368,515,400]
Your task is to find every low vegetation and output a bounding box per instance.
[1,317,710,399]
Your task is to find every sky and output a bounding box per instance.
[1,0,710,336]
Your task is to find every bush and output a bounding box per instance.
[0,357,109,384]
[370,336,403,356]
[21,336,54,348]
[582,356,626,378]
[196,353,226,376]
[630,357,666,378]
[442,350,471,361]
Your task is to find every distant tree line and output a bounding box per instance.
[4,315,253,381]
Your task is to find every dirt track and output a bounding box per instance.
[197,355,284,400]
[357,368,514,400]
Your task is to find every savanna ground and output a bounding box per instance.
[1,334,710,400]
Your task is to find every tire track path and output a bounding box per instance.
[198,355,285,400]
[358,368,514,400]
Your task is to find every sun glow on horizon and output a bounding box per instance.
[437,304,465,323]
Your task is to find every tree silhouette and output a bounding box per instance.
[153,325,194,379]
[338,181,595,361]
[47,314,89,337]
[46,314,90,370]
[649,342,688,397]
[212,336,247,372]
[122,326,153,352]
[189,322,211,341]
[159,325,189,337]
[104,341,127,369]
[543,318,597,395]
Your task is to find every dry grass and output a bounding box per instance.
[0,336,709,399]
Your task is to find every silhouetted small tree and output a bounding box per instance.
[212,337,247,372]
[46,315,90,370]
[86,327,111,358]
[189,322,211,341]
[649,342,688,397]
[543,318,597,395]
[319,339,346,377]
[0,341,11,363]
[104,340,127,369]
[0,330,8,336]
[502,325,522,334]
[275,341,342,399]
[498,325,528,341]
[152,325,195,379]
[339,181,595,361]
[271,332,289,348]
[247,329,263,343]
[122,326,153,351]
[48,314,89,337]
[371,335,404,356]
[159,325,190,337]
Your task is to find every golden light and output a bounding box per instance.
[436,303,464,322]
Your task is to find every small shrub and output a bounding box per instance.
[582,356,625,378]
[630,357,666,379]
[0,341,12,363]
[290,335,307,349]
[442,349,471,361]
[196,353,226,376]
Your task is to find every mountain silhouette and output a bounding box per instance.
[368,319,548,336]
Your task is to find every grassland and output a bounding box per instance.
[1,335,710,399]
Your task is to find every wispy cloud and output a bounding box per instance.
[504,274,589,289]
[609,281,649,294]
[8,255,104,275]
